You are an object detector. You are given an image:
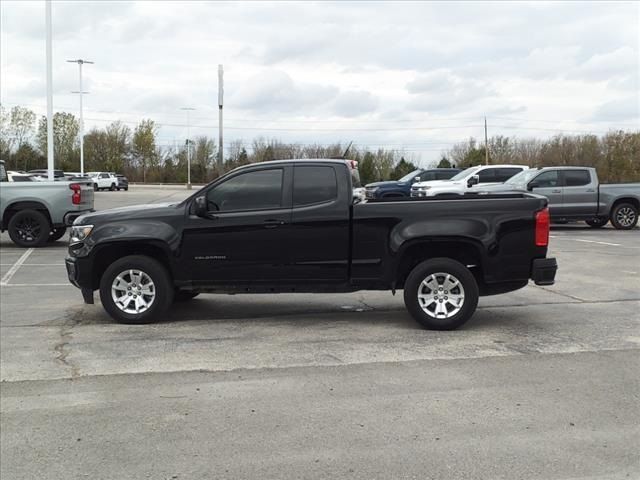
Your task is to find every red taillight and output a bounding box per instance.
[535,207,550,247]
[69,183,81,205]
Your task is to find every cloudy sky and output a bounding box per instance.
[1,1,638,164]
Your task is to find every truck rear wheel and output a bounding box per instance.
[8,209,51,247]
[610,203,638,230]
[99,255,174,324]
[403,258,479,330]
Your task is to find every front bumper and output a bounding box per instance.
[65,256,94,303]
[411,191,430,198]
[532,257,558,286]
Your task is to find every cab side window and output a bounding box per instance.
[477,168,497,183]
[293,166,337,206]
[436,171,455,180]
[496,168,523,182]
[532,171,559,188]
[206,168,284,212]
[420,172,437,181]
[563,170,590,187]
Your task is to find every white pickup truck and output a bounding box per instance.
[411,164,528,197]
[0,161,95,247]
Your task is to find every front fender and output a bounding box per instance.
[74,220,180,260]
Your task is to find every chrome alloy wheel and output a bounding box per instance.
[418,272,465,319]
[111,269,156,314]
[616,207,636,228]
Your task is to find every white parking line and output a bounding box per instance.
[0,263,65,267]
[1,283,70,287]
[0,248,34,286]
[573,239,621,247]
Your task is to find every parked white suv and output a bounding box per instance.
[411,164,528,197]
[88,172,118,191]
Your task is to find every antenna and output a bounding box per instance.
[342,141,353,159]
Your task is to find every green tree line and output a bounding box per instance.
[2,104,638,184]
[444,133,640,182]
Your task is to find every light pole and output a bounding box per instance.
[181,107,195,189]
[67,59,93,175]
[46,0,54,181]
[218,64,224,170]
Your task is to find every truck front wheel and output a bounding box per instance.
[99,255,174,324]
[610,203,638,230]
[403,258,479,330]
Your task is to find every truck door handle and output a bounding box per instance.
[263,219,285,228]
[586,189,595,192]
[551,189,561,193]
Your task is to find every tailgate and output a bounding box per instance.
[69,181,95,209]
[79,181,95,208]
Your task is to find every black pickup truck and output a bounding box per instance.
[66,159,557,330]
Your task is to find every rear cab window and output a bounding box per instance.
[562,170,591,187]
[294,165,338,206]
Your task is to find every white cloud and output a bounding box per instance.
[1,0,638,164]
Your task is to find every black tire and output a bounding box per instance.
[110,183,116,191]
[99,255,174,324]
[586,217,607,228]
[174,290,200,302]
[610,203,638,230]
[124,187,129,191]
[93,183,98,191]
[48,227,67,242]
[116,187,121,191]
[8,209,51,247]
[403,258,479,330]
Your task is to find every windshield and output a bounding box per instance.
[399,169,422,183]
[449,166,481,181]
[506,169,538,185]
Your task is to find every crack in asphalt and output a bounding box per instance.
[52,308,84,379]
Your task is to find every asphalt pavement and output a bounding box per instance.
[1,186,639,479]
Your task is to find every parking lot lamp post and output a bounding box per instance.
[67,59,93,175]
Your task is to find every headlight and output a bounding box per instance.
[70,225,93,244]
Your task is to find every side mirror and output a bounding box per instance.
[467,175,479,187]
[527,181,538,191]
[194,195,207,217]
[414,176,421,183]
